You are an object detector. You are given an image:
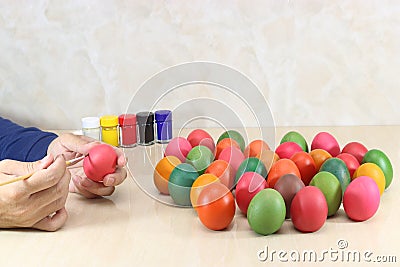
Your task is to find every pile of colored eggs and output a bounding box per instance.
[153,129,393,235]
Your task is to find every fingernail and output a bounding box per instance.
[104,177,115,186]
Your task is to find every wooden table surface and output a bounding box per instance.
[1,126,399,267]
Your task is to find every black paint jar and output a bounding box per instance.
[136,111,155,146]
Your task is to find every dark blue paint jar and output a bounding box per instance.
[155,110,172,143]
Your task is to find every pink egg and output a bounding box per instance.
[275,142,303,159]
[343,176,380,221]
[235,172,267,215]
[218,146,245,173]
[187,129,215,153]
[336,153,360,177]
[164,137,192,162]
[342,142,368,164]
[311,132,340,157]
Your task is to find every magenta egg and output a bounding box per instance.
[235,172,267,215]
[218,146,245,173]
[275,142,303,159]
[311,132,340,157]
[343,176,380,222]
[187,129,215,153]
[336,153,360,177]
[164,137,192,162]
[342,142,368,164]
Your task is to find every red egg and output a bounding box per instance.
[187,129,215,153]
[83,144,118,182]
[164,137,192,162]
[205,160,235,190]
[290,186,328,233]
[290,151,317,185]
[218,146,245,173]
[343,176,380,221]
[235,172,267,215]
[275,142,303,159]
[336,153,360,177]
[311,132,340,157]
[342,142,368,164]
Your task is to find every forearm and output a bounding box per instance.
[0,117,57,161]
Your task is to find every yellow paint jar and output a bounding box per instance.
[100,115,119,146]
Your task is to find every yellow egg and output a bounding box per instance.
[190,174,220,209]
[353,163,386,195]
[153,156,181,195]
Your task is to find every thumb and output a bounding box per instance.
[0,155,54,176]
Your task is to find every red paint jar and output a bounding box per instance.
[118,114,137,148]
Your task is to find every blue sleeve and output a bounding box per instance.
[0,117,58,162]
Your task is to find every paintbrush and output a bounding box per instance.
[0,155,85,187]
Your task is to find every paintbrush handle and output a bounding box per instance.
[0,155,85,187]
[0,172,34,186]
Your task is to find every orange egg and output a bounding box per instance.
[309,149,332,171]
[197,182,236,230]
[256,149,280,172]
[267,159,301,188]
[215,138,240,159]
[153,156,181,195]
[244,139,271,158]
[190,174,220,208]
[205,160,235,190]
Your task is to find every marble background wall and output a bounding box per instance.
[0,0,399,129]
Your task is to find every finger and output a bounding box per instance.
[32,208,68,232]
[25,155,68,193]
[0,155,54,176]
[71,176,100,198]
[73,175,115,197]
[103,166,127,186]
[114,148,126,167]
[29,168,70,208]
[59,133,101,156]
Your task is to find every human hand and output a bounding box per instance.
[47,134,127,198]
[0,155,70,231]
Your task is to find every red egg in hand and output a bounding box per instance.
[83,144,118,182]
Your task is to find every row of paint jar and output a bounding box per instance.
[81,110,172,147]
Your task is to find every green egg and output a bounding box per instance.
[362,149,393,189]
[280,131,309,152]
[186,146,214,174]
[310,172,342,216]
[319,158,350,195]
[235,157,268,185]
[168,163,199,206]
[217,130,246,152]
[247,189,286,235]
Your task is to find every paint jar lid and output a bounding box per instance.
[118,114,137,126]
[155,110,172,122]
[100,115,118,127]
[136,112,154,125]
[82,117,100,129]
